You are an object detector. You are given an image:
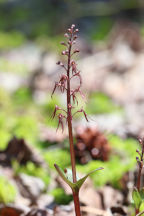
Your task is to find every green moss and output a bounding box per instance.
[91,17,113,41]
[13,87,32,105]
[77,136,138,188]
[36,35,64,53]
[51,188,73,204]
[0,176,17,204]
[86,92,122,114]
[0,59,27,75]
[0,129,11,150]
[0,31,26,50]
[44,149,71,169]
[13,115,39,144]
[0,88,12,109]
[13,161,50,186]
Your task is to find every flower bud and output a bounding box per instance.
[68,28,72,33]
[136,157,139,161]
[71,60,75,65]
[68,41,72,45]
[60,62,64,67]
[61,41,67,46]
[71,24,75,28]
[61,51,66,55]
[74,49,80,53]
[64,33,69,38]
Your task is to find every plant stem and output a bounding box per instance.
[137,167,142,192]
[136,209,139,215]
[136,210,144,216]
[137,142,144,192]
[66,32,81,216]
[67,40,77,183]
[135,140,144,216]
[73,191,81,216]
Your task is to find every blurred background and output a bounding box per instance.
[0,0,144,215]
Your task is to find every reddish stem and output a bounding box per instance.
[67,36,77,184]
[135,140,144,216]
[73,191,81,216]
[136,208,139,215]
[137,167,142,192]
[137,143,144,192]
[66,31,81,216]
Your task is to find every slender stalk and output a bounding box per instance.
[73,191,81,216]
[137,167,142,192]
[67,39,77,183]
[135,140,144,216]
[52,24,83,216]
[66,32,81,216]
[137,144,144,192]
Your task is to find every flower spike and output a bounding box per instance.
[51,24,103,216]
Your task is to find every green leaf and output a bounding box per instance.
[140,201,144,215]
[76,167,104,190]
[54,164,74,189]
[132,187,142,209]
[54,164,103,193]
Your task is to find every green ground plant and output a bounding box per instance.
[44,149,71,169]
[77,135,138,188]
[12,161,50,186]
[0,176,17,204]
[51,188,73,205]
[0,31,26,50]
[86,92,122,114]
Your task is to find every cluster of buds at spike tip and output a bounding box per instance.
[51,24,88,132]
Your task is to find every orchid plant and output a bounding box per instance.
[51,24,103,216]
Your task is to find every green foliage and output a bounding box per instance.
[132,188,141,209]
[91,17,113,41]
[0,31,26,50]
[109,135,138,159]
[13,115,38,144]
[51,188,73,205]
[0,176,17,204]
[44,149,71,169]
[0,88,40,148]
[0,88,12,109]
[13,87,32,105]
[13,161,50,186]
[77,136,138,188]
[0,129,11,150]
[132,188,144,215]
[139,202,144,216]
[86,92,121,114]
[36,35,64,53]
[0,59,27,75]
